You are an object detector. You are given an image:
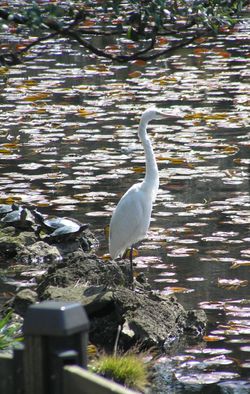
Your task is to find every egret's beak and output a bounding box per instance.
[157,110,180,120]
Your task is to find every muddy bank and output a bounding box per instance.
[0,224,207,351]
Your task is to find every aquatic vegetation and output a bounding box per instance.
[0,312,23,350]
[91,353,148,391]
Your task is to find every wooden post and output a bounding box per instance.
[23,336,47,394]
[0,353,15,394]
[23,301,89,394]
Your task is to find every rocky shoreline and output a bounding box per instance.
[0,221,207,352]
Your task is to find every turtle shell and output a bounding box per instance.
[1,207,35,229]
[0,204,14,215]
[0,203,19,216]
[1,206,22,224]
[48,223,88,242]
[44,217,79,230]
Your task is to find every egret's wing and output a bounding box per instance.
[109,184,152,259]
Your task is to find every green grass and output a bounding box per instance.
[91,353,148,391]
[0,311,23,350]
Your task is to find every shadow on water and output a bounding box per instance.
[0,9,249,393]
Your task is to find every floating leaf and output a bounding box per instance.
[240,346,250,353]
[0,67,8,74]
[231,260,250,269]
[176,371,239,385]
[157,37,169,45]
[195,37,206,44]
[194,47,209,55]
[24,93,49,101]
[186,277,205,282]
[213,49,231,58]
[23,79,38,86]
[35,108,47,114]
[162,287,193,295]
[203,335,225,342]
[199,301,225,310]
[0,148,12,154]
[157,156,187,165]
[132,60,146,67]
[184,112,228,121]
[167,248,199,257]
[128,71,142,78]
[3,143,19,149]
[175,372,218,385]
[184,112,205,120]
[83,20,95,27]
[78,108,93,117]
[222,146,239,154]
[152,76,177,85]
[85,64,110,73]
[133,166,145,173]
[217,278,248,290]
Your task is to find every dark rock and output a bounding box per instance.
[12,289,38,316]
[37,280,207,351]
[42,284,114,315]
[18,241,61,264]
[37,252,131,295]
[185,309,207,337]
[114,289,188,349]
[0,228,37,258]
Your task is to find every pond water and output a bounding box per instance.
[0,10,250,393]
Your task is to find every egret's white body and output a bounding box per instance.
[109,107,167,261]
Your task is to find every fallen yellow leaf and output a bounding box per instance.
[24,93,49,101]
[78,108,93,117]
[133,166,145,173]
[218,278,248,290]
[231,261,250,269]
[87,344,98,357]
[166,287,190,294]
[203,335,224,342]
[128,71,142,78]
[0,148,11,154]
[132,59,147,67]
[101,253,111,261]
[0,66,8,74]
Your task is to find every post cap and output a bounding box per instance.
[23,301,90,336]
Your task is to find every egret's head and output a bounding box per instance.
[140,106,175,124]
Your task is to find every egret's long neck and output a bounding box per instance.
[138,119,159,200]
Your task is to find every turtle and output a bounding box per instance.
[1,206,35,230]
[33,210,89,242]
[45,222,89,243]
[43,217,84,231]
[0,203,19,217]
[33,210,87,232]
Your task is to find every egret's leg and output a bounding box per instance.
[129,245,134,290]
[113,324,122,356]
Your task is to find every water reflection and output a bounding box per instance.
[0,11,249,391]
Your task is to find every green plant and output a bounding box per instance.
[91,353,148,391]
[0,312,23,350]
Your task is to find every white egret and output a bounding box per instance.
[109,106,176,288]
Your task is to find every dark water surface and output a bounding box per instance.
[0,11,249,393]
